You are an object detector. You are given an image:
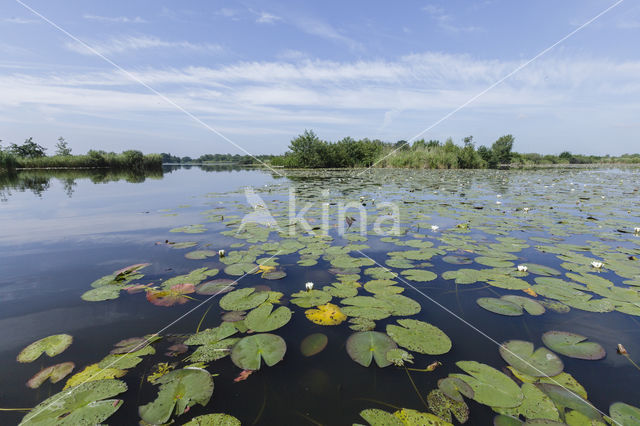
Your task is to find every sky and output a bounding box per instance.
[1,0,639,157]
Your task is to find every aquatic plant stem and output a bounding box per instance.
[196,304,214,333]
[252,379,267,425]
[0,408,32,411]
[354,398,401,411]
[403,366,428,409]
[622,353,640,372]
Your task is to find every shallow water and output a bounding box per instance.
[1,166,639,425]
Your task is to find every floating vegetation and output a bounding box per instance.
[541,331,606,360]
[17,334,73,363]
[304,303,347,326]
[26,362,75,389]
[346,331,397,368]
[230,334,287,370]
[300,333,328,357]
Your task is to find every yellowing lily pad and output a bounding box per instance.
[27,362,75,389]
[64,363,127,389]
[305,303,347,325]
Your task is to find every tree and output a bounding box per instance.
[491,134,514,165]
[55,137,72,156]
[477,145,497,168]
[8,137,47,158]
[288,129,324,168]
[394,140,410,151]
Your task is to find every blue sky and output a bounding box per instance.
[1,0,639,156]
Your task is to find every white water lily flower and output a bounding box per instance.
[496,194,502,198]
[591,261,604,269]
[634,227,640,234]
[218,249,225,257]
[496,201,502,205]
[431,225,439,232]
[517,265,528,272]
[305,282,314,291]
[523,207,530,212]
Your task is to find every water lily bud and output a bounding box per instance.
[590,261,604,269]
[517,265,528,272]
[617,344,628,355]
[305,282,314,291]
[218,249,225,257]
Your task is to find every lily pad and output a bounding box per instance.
[219,288,269,311]
[262,270,287,280]
[499,340,564,377]
[427,389,470,424]
[501,295,546,316]
[27,362,75,389]
[541,331,606,360]
[19,379,127,425]
[290,289,332,308]
[230,333,287,370]
[536,383,602,421]
[81,285,121,302]
[184,413,242,425]
[196,279,236,295]
[477,297,523,316]
[17,334,73,363]
[147,283,196,307]
[386,348,414,366]
[494,382,560,422]
[386,319,452,355]
[305,303,347,326]
[451,361,524,408]
[437,377,474,402]
[359,408,403,426]
[394,408,453,425]
[400,269,438,282]
[346,331,397,368]
[185,250,217,259]
[300,333,328,357]
[609,402,640,426]
[64,363,127,389]
[139,367,214,425]
[245,303,292,332]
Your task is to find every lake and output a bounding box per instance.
[1,165,639,425]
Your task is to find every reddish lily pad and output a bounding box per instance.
[147,284,196,307]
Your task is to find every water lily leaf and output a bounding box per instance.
[442,269,484,284]
[501,295,546,316]
[114,262,150,277]
[27,362,75,389]
[19,379,126,426]
[262,270,287,280]
[184,413,242,425]
[538,299,570,314]
[17,334,73,363]
[494,383,560,422]
[499,340,564,377]
[393,408,453,425]
[386,319,452,355]
[99,346,155,370]
[163,267,218,288]
[110,335,159,354]
[245,303,292,332]
[230,333,287,370]
[349,317,376,331]
[147,283,196,307]
[386,348,414,366]
[300,333,328,357]
[609,402,640,426]
[359,408,404,426]
[477,297,523,316]
[196,279,236,295]
[525,264,562,276]
[475,256,515,268]
[224,262,258,276]
[219,288,269,311]
[364,279,404,295]
[341,296,392,320]
[305,303,347,325]
[427,389,470,424]
[506,367,587,399]
[81,285,121,302]
[190,338,239,362]
[375,294,421,316]
[170,224,206,233]
[290,289,332,308]
[323,281,359,298]
[442,255,474,265]
[493,414,523,426]
[64,363,127,389]
[536,383,601,421]
[400,269,437,282]
[185,322,238,346]
[451,361,523,408]
[139,367,213,425]
[346,331,397,368]
[437,377,474,402]
[170,241,198,249]
[185,250,217,259]
[541,331,606,360]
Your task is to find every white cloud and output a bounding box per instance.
[2,17,39,24]
[65,35,223,56]
[256,12,282,24]
[422,4,481,33]
[292,17,363,51]
[83,14,148,24]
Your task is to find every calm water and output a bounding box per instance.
[0,166,638,425]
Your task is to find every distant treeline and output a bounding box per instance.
[0,137,162,172]
[160,152,277,165]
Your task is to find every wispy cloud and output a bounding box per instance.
[2,17,39,24]
[422,4,481,33]
[83,14,148,24]
[216,8,240,19]
[255,11,282,24]
[65,35,223,56]
[293,17,362,51]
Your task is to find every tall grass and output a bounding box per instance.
[12,150,163,171]
[0,151,18,172]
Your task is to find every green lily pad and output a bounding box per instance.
[341,296,392,320]
[323,281,359,298]
[376,294,422,316]
[400,269,438,282]
[20,379,126,425]
[99,346,155,369]
[196,279,236,295]
[427,389,470,424]
[541,331,606,360]
[477,297,523,316]
[184,413,242,425]
[386,319,452,355]
[437,377,474,402]
[224,262,258,276]
[300,333,328,357]
[610,402,640,426]
[349,317,376,331]
[394,408,453,425]
[185,250,217,259]
[27,362,75,389]
[499,340,564,377]
[386,348,414,366]
[190,338,239,362]
[219,288,269,311]
[17,334,73,363]
[170,224,206,233]
[185,322,238,346]
[494,383,560,422]
[169,241,198,249]
[442,255,474,265]
[526,264,562,276]
[81,285,121,302]
[290,289,332,308]
[359,408,404,426]
[346,331,397,368]
[262,270,287,280]
[442,268,484,284]
[501,295,546,316]
[451,361,524,408]
[536,383,602,421]
[245,303,292,332]
[364,279,404,295]
[231,333,287,370]
[139,368,214,425]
